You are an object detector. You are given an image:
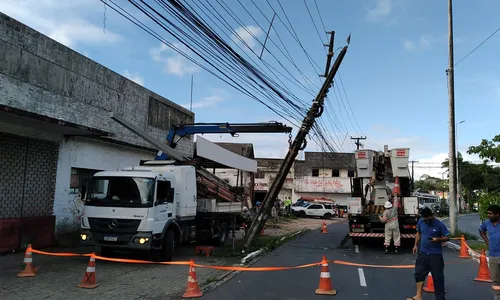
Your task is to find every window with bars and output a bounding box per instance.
[70,168,101,195]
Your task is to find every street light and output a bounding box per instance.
[456,120,465,213]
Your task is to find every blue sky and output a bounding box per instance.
[2,0,500,179]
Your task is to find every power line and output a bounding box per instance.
[313,0,327,37]
[455,25,500,66]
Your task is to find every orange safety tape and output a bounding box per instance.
[93,255,191,265]
[332,260,415,269]
[193,262,321,271]
[27,247,473,271]
[30,249,91,257]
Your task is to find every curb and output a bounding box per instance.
[201,229,307,293]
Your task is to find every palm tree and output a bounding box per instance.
[441,151,463,173]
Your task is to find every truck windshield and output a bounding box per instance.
[85,176,155,208]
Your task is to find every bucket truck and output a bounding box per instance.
[79,115,292,261]
[346,146,420,245]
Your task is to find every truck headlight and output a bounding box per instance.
[135,237,149,244]
[81,234,88,241]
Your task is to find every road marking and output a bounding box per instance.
[358,268,367,287]
[355,245,359,253]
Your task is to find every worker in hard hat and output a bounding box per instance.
[380,200,401,254]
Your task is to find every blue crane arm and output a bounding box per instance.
[156,122,292,160]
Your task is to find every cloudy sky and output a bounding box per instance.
[2,0,499,179]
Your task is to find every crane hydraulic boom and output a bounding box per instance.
[158,122,292,160]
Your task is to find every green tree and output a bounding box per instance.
[441,151,463,172]
[468,135,500,163]
[414,176,447,194]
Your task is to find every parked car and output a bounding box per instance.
[291,202,336,219]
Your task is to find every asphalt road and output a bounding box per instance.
[201,222,493,300]
[442,213,481,237]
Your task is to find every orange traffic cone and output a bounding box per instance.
[77,253,100,289]
[16,244,38,277]
[315,256,337,295]
[183,260,203,298]
[423,272,435,293]
[475,249,493,282]
[459,235,472,258]
[321,220,328,234]
[393,177,402,208]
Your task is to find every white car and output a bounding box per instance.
[291,202,335,219]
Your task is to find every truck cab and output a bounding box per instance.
[80,165,197,261]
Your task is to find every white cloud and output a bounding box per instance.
[181,88,227,110]
[232,25,263,51]
[403,36,433,52]
[0,0,122,48]
[183,95,224,110]
[366,0,392,23]
[123,70,144,86]
[150,42,199,77]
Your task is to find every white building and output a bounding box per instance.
[0,14,194,252]
[254,152,356,208]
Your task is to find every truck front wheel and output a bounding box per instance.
[162,229,175,262]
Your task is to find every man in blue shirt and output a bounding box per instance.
[479,204,500,300]
[407,207,450,300]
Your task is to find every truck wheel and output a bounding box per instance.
[323,213,332,219]
[299,211,306,218]
[212,222,229,246]
[100,247,114,257]
[162,230,175,262]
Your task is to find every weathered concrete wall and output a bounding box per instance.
[0,13,194,155]
[294,152,355,176]
[54,136,155,232]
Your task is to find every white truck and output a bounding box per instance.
[346,146,420,245]
[80,161,242,261]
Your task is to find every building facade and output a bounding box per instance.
[254,152,356,208]
[254,158,294,204]
[0,13,194,252]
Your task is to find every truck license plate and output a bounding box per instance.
[352,228,364,233]
[104,236,118,242]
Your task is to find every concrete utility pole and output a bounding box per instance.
[409,160,419,193]
[351,136,366,150]
[243,33,349,249]
[447,0,458,235]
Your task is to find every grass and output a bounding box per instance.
[203,275,219,285]
[450,230,479,241]
[468,242,488,251]
[213,229,310,258]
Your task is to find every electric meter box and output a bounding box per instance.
[355,149,373,178]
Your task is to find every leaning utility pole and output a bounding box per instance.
[243,35,349,249]
[447,0,458,235]
[409,160,419,192]
[351,136,366,150]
